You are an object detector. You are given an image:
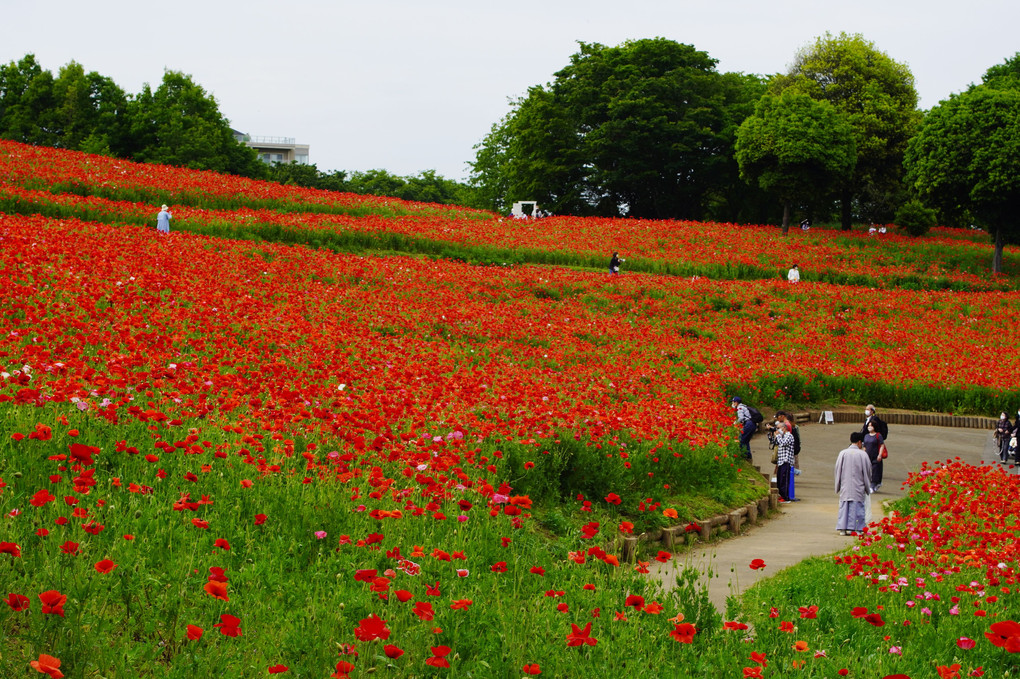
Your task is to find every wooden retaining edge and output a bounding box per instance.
[810,411,998,430]
[618,488,780,562]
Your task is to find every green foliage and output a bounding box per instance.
[0,54,58,146]
[771,32,921,228]
[735,90,856,230]
[471,38,768,220]
[904,84,1020,272]
[128,71,263,177]
[894,199,937,237]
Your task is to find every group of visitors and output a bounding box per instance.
[994,409,1020,463]
[730,397,890,535]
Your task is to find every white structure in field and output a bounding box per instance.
[511,201,539,218]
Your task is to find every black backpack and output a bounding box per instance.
[746,405,764,424]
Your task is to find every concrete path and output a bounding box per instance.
[652,420,1007,615]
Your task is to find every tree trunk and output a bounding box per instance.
[840,188,852,231]
[782,202,790,235]
[993,227,1004,274]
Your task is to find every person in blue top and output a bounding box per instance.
[156,204,173,234]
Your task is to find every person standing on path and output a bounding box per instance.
[862,421,887,492]
[731,397,756,461]
[774,418,795,502]
[861,405,888,490]
[995,411,1014,463]
[156,204,173,234]
[834,432,872,535]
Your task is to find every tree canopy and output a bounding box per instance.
[471,38,767,220]
[904,85,1020,272]
[771,32,920,229]
[735,90,856,232]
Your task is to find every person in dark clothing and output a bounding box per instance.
[609,252,622,275]
[860,404,889,440]
[995,411,1014,463]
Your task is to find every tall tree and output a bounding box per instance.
[128,70,261,176]
[0,54,58,146]
[904,86,1020,273]
[735,90,856,233]
[471,38,763,219]
[51,61,130,155]
[771,33,920,229]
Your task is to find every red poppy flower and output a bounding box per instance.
[214,613,242,637]
[425,646,452,668]
[353,614,390,641]
[566,621,597,647]
[670,622,697,644]
[39,590,67,617]
[268,665,288,674]
[214,538,230,550]
[0,541,21,558]
[394,589,413,602]
[383,645,404,659]
[254,513,267,525]
[94,559,118,574]
[204,581,229,601]
[724,621,749,631]
[655,550,672,562]
[749,558,766,570]
[798,605,819,619]
[530,566,546,576]
[186,624,203,640]
[985,620,1020,652]
[6,592,30,612]
[491,561,507,572]
[451,599,472,610]
[30,654,63,679]
[425,581,441,596]
[522,664,541,675]
[413,601,435,621]
[30,489,56,507]
[864,613,886,627]
[332,660,356,679]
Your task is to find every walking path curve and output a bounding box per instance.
[652,421,1008,614]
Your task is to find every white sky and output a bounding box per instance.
[4,1,1017,181]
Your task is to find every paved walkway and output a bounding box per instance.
[652,421,1006,614]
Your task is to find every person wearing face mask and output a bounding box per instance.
[862,420,887,492]
[995,411,1014,463]
[834,432,872,535]
[860,404,889,441]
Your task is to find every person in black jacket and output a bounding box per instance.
[609,252,622,275]
[860,404,888,440]
[995,411,1014,463]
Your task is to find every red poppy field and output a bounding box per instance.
[2,143,1020,677]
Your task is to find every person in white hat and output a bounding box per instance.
[156,204,173,234]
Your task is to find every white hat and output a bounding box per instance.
[161,204,168,210]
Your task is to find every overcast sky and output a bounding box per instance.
[5,1,1017,181]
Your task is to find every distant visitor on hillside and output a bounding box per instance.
[800,218,810,232]
[787,264,800,283]
[156,205,173,234]
[609,251,624,275]
[834,431,872,536]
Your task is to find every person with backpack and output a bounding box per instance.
[731,396,762,461]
